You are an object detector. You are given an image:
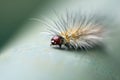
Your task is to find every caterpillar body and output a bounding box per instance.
[45,11,106,50]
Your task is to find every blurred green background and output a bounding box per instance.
[0,0,120,80]
[0,0,59,50]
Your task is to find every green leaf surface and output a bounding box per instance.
[0,0,120,80]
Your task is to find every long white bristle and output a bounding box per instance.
[45,10,108,49]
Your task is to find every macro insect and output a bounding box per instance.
[46,11,106,50]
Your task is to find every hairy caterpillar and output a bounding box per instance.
[44,10,107,50]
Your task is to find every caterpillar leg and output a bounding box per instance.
[64,43,70,49]
[59,44,62,48]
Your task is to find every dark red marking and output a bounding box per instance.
[51,35,63,45]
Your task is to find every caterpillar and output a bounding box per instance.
[44,10,107,50]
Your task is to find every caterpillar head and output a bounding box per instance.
[51,35,64,47]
